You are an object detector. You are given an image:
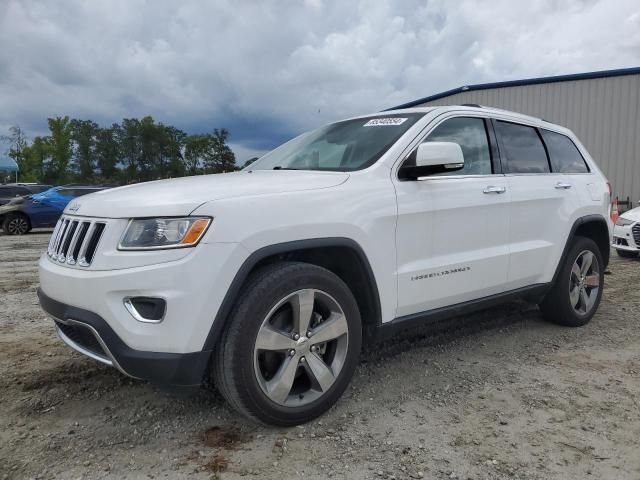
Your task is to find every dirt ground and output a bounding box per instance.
[1,231,639,480]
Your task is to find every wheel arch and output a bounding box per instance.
[201,238,382,352]
[553,214,610,285]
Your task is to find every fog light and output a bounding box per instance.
[124,297,166,323]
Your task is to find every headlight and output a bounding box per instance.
[119,217,211,250]
[616,217,635,227]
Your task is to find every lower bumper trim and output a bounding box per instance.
[38,288,211,386]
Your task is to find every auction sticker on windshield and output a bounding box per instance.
[363,118,408,126]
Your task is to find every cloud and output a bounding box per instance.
[0,0,638,158]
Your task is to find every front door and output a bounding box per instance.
[394,116,510,317]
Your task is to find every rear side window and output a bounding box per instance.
[540,129,589,173]
[423,117,492,175]
[495,121,549,174]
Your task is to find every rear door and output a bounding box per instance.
[394,115,511,316]
[495,120,577,288]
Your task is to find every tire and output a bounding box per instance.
[212,261,362,426]
[539,236,604,327]
[616,249,639,259]
[3,213,31,235]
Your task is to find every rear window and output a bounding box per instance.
[0,187,29,196]
[60,189,101,198]
[540,129,589,173]
[495,121,550,174]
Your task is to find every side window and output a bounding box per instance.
[495,121,549,174]
[540,129,589,173]
[422,117,492,175]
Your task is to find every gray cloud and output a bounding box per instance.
[1,0,639,160]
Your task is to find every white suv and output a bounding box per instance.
[38,106,612,425]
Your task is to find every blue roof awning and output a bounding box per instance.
[0,156,18,172]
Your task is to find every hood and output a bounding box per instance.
[620,206,640,223]
[65,170,349,218]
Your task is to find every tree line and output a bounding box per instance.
[1,116,237,185]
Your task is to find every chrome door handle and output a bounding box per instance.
[555,182,572,189]
[483,186,506,194]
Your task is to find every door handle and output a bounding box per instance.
[483,186,506,194]
[555,182,572,189]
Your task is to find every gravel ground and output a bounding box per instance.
[1,231,639,480]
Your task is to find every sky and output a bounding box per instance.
[1,0,639,162]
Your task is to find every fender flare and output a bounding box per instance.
[551,214,610,285]
[201,237,382,351]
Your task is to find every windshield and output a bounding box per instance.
[249,113,424,172]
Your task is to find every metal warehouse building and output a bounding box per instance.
[392,67,640,207]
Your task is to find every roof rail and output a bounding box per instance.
[460,103,482,108]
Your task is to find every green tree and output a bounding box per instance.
[18,136,51,182]
[70,119,99,181]
[203,128,236,173]
[184,134,211,175]
[95,125,120,181]
[45,116,73,184]
[117,118,141,181]
[159,125,187,178]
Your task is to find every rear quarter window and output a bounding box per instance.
[540,129,589,173]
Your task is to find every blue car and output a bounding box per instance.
[0,185,109,235]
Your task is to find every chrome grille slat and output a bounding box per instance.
[632,224,640,245]
[77,222,97,267]
[48,220,63,256]
[58,221,79,263]
[47,215,107,268]
[52,220,70,260]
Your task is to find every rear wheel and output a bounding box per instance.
[212,262,362,426]
[616,249,638,258]
[540,236,604,327]
[3,214,31,235]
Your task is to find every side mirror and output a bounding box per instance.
[398,142,464,180]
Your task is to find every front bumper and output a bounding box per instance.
[612,222,640,251]
[38,289,210,386]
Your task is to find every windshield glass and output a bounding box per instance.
[249,113,424,172]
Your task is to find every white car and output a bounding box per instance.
[612,207,640,257]
[38,105,612,425]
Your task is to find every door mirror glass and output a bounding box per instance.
[399,142,464,180]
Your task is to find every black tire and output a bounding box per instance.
[212,261,362,426]
[3,213,31,235]
[616,249,639,258]
[539,236,604,327]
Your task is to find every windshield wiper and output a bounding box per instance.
[272,166,300,170]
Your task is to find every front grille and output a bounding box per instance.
[48,216,106,267]
[56,321,106,358]
[633,224,640,246]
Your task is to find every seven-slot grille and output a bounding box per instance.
[47,216,106,267]
[633,223,640,246]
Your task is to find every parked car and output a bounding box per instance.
[0,185,34,206]
[612,206,640,257]
[0,185,108,235]
[38,106,611,426]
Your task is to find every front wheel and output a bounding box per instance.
[540,237,604,327]
[3,214,31,235]
[212,262,362,426]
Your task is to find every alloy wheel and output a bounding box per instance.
[569,250,600,315]
[7,217,29,235]
[253,289,349,407]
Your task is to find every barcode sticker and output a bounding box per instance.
[363,118,408,127]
